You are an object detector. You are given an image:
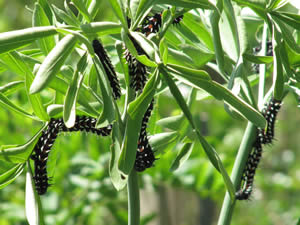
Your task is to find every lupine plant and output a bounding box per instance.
[0,0,299,225]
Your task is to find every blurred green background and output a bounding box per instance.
[0,1,300,225]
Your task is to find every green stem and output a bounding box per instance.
[128,170,140,225]
[258,23,268,109]
[217,122,257,225]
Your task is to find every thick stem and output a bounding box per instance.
[128,170,140,225]
[217,122,257,225]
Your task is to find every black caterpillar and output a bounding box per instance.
[31,116,112,195]
[125,12,184,93]
[92,39,121,99]
[260,98,282,144]
[236,97,282,200]
[235,137,263,200]
[126,11,183,171]
[142,13,183,35]
[124,37,148,93]
[134,99,157,172]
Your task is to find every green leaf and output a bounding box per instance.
[0,123,47,163]
[223,0,241,58]
[232,0,266,11]
[243,53,273,64]
[118,69,160,175]
[0,26,57,54]
[170,143,193,171]
[25,72,49,121]
[167,64,266,128]
[272,15,300,54]
[131,0,154,24]
[271,12,300,31]
[33,3,56,55]
[0,81,24,96]
[0,92,37,120]
[153,0,214,9]
[160,67,235,201]
[149,131,178,152]
[121,30,157,67]
[107,0,127,28]
[167,63,212,81]
[182,13,214,51]
[63,53,87,128]
[110,124,127,191]
[30,34,77,94]
[159,38,168,65]
[6,51,49,121]
[156,114,185,130]
[38,0,55,24]
[71,0,92,22]
[0,163,24,189]
[272,26,284,100]
[25,162,45,225]
[210,1,225,74]
[52,4,80,27]
[130,31,159,64]
[167,48,194,67]
[93,57,115,127]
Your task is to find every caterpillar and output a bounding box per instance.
[235,139,263,200]
[142,13,183,35]
[125,12,184,93]
[31,119,60,195]
[134,99,157,172]
[261,98,282,144]
[236,97,282,200]
[31,116,112,195]
[92,39,121,99]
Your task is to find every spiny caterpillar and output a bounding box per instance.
[124,36,148,93]
[92,39,121,99]
[31,119,60,195]
[236,97,282,200]
[125,12,184,93]
[134,99,157,172]
[235,139,263,200]
[142,13,183,35]
[260,98,282,144]
[31,116,112,195]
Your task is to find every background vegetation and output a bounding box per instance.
[0,0,299,225]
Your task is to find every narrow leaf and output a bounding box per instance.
[0,26,57,54]
[63,54,87,127]
[33,3,56,55]
[0,163,24,189]
[167,64,266,128]
[71,0,92,22]
[26,162,45,225]
[30,34,77,94]
[0,123,47,163]
[0,92,37,120]
[170,143,193,171]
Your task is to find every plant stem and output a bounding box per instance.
[258,23,268,110]
[128,170,140,225]
[217,122,257,225]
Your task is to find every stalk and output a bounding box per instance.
[217,122,257,225]
[128,170,140,225]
